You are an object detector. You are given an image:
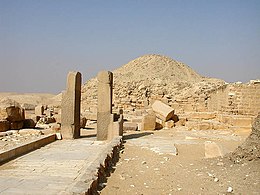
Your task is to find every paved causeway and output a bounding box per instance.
[0,137,109,194]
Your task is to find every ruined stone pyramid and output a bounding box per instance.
[81,54,224,112]
[113,54,202,83]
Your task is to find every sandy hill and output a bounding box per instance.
[0,93,55,109]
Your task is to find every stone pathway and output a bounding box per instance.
[0,137,110,194]
[126,128,245,156]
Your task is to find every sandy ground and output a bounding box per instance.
[100,129,260,195]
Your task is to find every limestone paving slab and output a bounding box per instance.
[126,128,246,156]
[0,136,113,194]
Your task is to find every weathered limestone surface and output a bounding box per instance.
[204,141,225,158]
[123,122,138,131]
[61,71,82,139]
[207,82,260,115]
[35,105,44,116]
[188,112,216,120]
[141,113,156,131]
[23,119,36,128]
[0,105,25,131]
[164,120,175,129]
[0,136,122,194]
[6,106,24,122]
[152,100,174,121]
[97,71,113,141]
[0,120,10,132]
[108,110,124,139]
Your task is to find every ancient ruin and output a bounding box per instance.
[0,54,259,194]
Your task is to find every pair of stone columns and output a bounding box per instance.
[61,71,122,140]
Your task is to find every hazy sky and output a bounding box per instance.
[0,0,259,94]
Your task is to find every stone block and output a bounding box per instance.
[155,122,163,130]
[141,113,156,131]
[10,121,24,130]
[188,112,216,120]
[0,120,10,132]
[217,114,232,124]
[229,126,252,136]
[123,122,138,131]
[197,121,212,130]
[130,117,142,123]
[6,106,24,122]
[175,117,187,127]
[185,121,198,130]
[0,108,8,120]
[164,120,175,129]
[204,141,224,158]
[108,114,122,140]
[152,100,174,121]
[231,116,253,127]
[18,129,42,135]
[212,121,229,130]
[23,119,36,128]
[35,105,44,116]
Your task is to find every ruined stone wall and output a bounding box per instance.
[81,77,259,118]
[207,82,260,116]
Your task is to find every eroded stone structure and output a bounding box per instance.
[61,71,82,139]
[97,71,113,141]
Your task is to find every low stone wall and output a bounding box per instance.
[0,134,56,164]
[66,136,122,194]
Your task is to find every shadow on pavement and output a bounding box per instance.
[123,132,153,140]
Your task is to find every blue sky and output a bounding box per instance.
[0,0,259,93]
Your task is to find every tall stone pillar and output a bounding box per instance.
[97,71,113,141]
[61,71,82,139]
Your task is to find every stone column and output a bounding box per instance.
[97,71,113,141]
[61,71,82,139]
